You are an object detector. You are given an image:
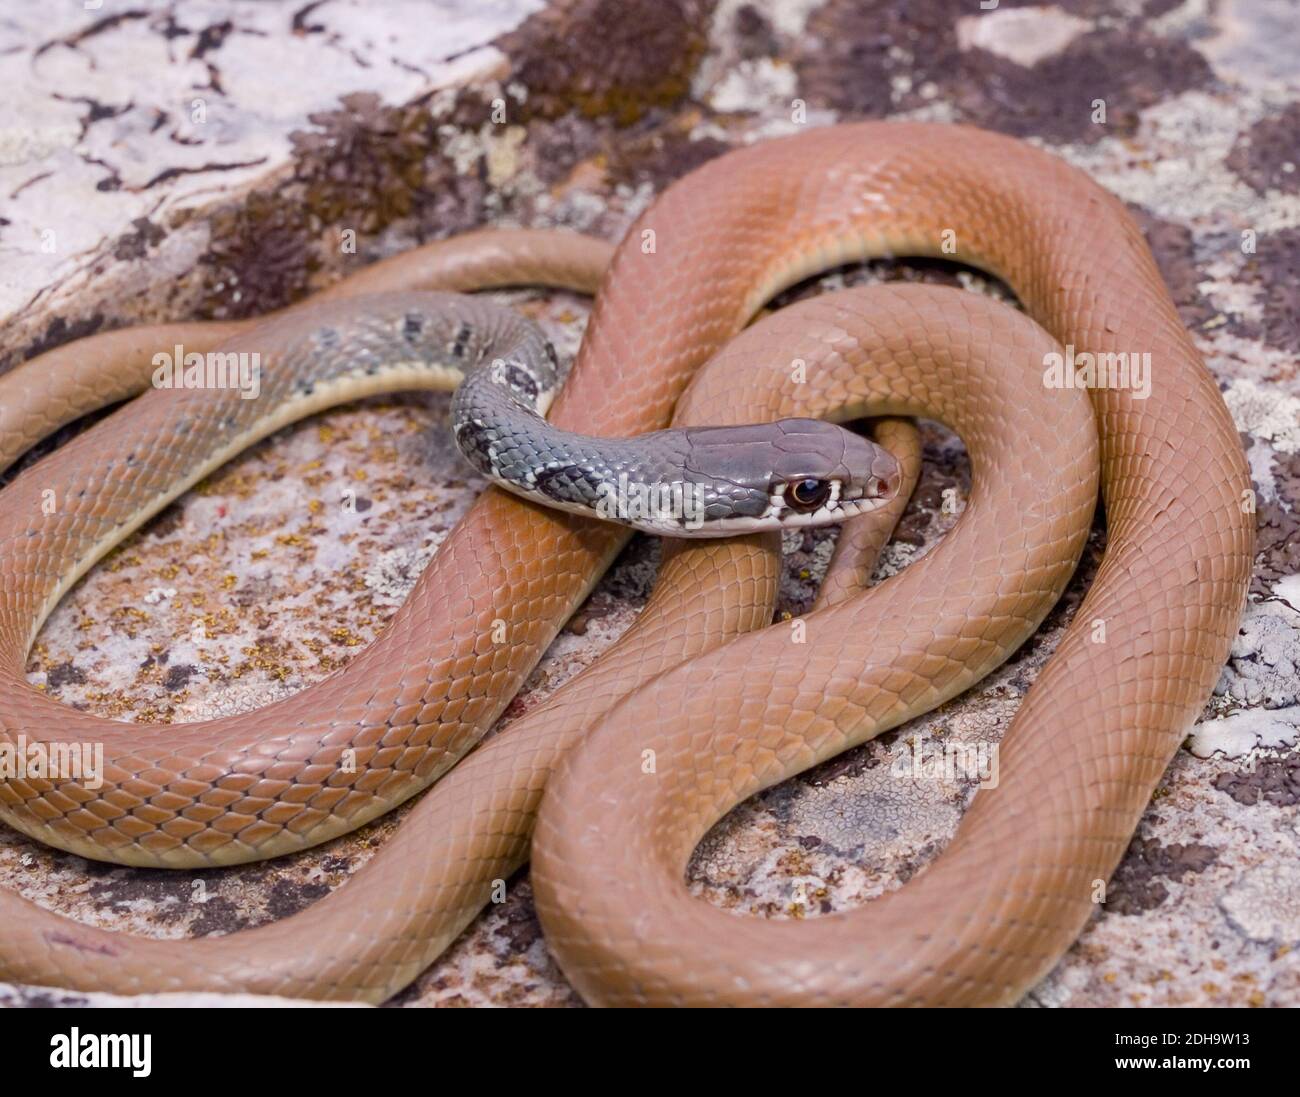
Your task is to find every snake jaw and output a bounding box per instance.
[764,472,897,531]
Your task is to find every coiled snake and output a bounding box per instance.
[0,123,1252,1005]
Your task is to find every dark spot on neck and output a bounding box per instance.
[452,324,472,358]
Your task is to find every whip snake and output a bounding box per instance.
[0,123,1252,1005]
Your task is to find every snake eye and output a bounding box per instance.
[786,478,832,512]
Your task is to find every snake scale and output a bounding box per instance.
[0,123,1252,1005]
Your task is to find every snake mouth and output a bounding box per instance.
[760,475,899,532]
[842,456,901,509]
[839,487,897,517]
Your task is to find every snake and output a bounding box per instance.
[0,122,1251,1005]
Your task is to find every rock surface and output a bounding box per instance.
[0,0,1297,1007]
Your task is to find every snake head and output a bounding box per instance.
[680,418,900,533]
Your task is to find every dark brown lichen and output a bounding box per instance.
[201,188,317,319]
[493,878,546,953]
[45,662,88,690]
[497,0,715,125]
[797,0,1212,144]
[1240,226,1300,354]
[1214,754,1300,808]
[112,217,166,261]
[1252,452,1300,598]
[86,866,203,925]
[200,93,435,319]
[797,0,961,118]
[188,896,247,937]
[198,88,500,320]
[1107,836,1218,915]
[162,664,197,691]
[264,877,331,919]
[1227,103,1300,196]
[962,31,1213,143]
[291,92,436,230]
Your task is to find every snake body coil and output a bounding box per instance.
[0,123,1252,1006]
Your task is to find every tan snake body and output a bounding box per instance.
[0,123,1252,1005]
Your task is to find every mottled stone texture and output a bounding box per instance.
[1,0,1298,1007]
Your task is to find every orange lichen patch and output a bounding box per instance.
[236,643,295,682]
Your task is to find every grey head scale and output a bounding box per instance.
[672,418,901,534]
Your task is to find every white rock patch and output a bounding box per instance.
[956,6,1092,68]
